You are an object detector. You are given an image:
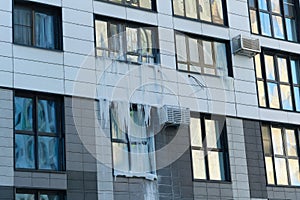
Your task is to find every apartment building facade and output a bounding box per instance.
[0,0,300,199]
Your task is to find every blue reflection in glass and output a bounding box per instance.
[258,0,268,10]
[260,12,272,36]
[38,99,57,133]
[38,136,59,170]
[291,60,300,84]
[15,134,35,169]
[286,18,297,42]
[294,87,300,111]
[40,194,61,200]
[16,193,35,200]
[15,97,33,131]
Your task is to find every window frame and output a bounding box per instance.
[190,113,231,182]
[14,90,65,172]
[16,188,66,200]
[254,49,300,112]
[248,0,300,42]
[110,103,156,179]
[94,16,160,65]
[261,123,300,186]
[13,0,63,50]
[97,0,157,12]
[172,0,228,26]
[174,31,233,77]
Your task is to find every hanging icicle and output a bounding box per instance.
[99,99,110,129]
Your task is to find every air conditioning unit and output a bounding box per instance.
[160,105,190,126]
[232,35,261,57]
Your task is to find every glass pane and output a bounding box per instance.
[140,0,151,9]
[38,99,58,133]
[265,156,275,184]
[95,20,108,49]
[258,81,267,107]
[202,41,214,66]
[126,27,138,53]
[280,85,293,110]
[113,142,129,173]
[178,63,188,71]
[290,60,300,84]
[288,159,300,186]
[14,25,32,46]
[173,0,184,16]
[15,134,35,169]
[294,87,300,111]
[271,127,284,155]
[262,125,272,155]
[205,119,221,148]
[40,194,61,200]
[192,150,206,179]
[15,97,33,131]
[255,54,262,78]
[265,55,275,80]
[130,142,151,173]
[250,10,259,34]
[14,7,32,45]
[214,42,228,76]
[277,58,289,82]
[260,12,272,36]
[275,157,288,185]
[140,28,152,55]
[272,16,284,39]
[211,0,224,24]
[38,136,59,170]
[185,0,197,19]
[16,194,35,200]
[249,0,256,8]
[208,151,225,180]
[189,38,199,63]
[285,129,297,156]
[271,0,281,13]
[284,0,295,17]
[198,0,212,22]
[267,83,280,109]
[286,18,297,42]
[190,65,202,73]
[190,118,202,147]
[175,34,187,62]
[35,12,55,49]
[258,0,268,10]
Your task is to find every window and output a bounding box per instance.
[13,0,62,50]
[14,92,65,171]
[173,0,226,25]
[100,0,155,10]
[16,189,65,200]
[95,17,159,64]
[249,0,298,42]
[110,102,156,179]
[175,32,230,76]
[255,51,300,112]
[261,124,300,186]
[190,115,230,181]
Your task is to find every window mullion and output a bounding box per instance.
[268,125,278,185]
[201,117,210,180]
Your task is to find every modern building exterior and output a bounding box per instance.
[0,0,300,200]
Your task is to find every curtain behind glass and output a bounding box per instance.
[35,12,55,49]
[14,7,32,45]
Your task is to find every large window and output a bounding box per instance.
[100,0,155,10]
[190,115,230,181]
[173,0,226,25]
[175,32,229,76]
[261,124,300,186]
[14,92,65,171]
[249,0,298,42]
[255,51,300,112]
[13,0,62,50]
[16,189,65,200]
[110,102,156,179]
[95,17,159,64]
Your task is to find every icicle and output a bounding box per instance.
[115,101,129,134]
[99,99,110,129]
[143,104,151,127]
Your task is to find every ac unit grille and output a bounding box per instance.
[160,105,190,125]
[233,35,261,57]
[242,38,260,51]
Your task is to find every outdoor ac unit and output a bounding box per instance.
[160,105,190,125]
[232,35,261,57]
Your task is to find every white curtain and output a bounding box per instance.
[35,12,55,49]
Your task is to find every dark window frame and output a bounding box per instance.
[174,31,233,77]
[13,0,63,50]
[261,123,300,186]
[190,113,231,182]
[248,0,300,42]
[94,15,160,65]
[16,188,66,200]
[14,90,65,172]
[254,49,300,112]
[172,0,228,26]
[97,0,157,12]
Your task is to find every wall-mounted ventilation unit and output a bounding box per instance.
[232,35,260,57]
[160,105,190,126]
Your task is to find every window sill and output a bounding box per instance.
[173,15,228,28]
[258,106,300,114]
[94,0,157,13]
[193,179,231,184]
[267,184,300,189]
[96,56,160,66]
[250,32,299,44]
[114,170,157,181]
[177,69,232,79]
[13,43,63,53]
[15,169,66,174]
